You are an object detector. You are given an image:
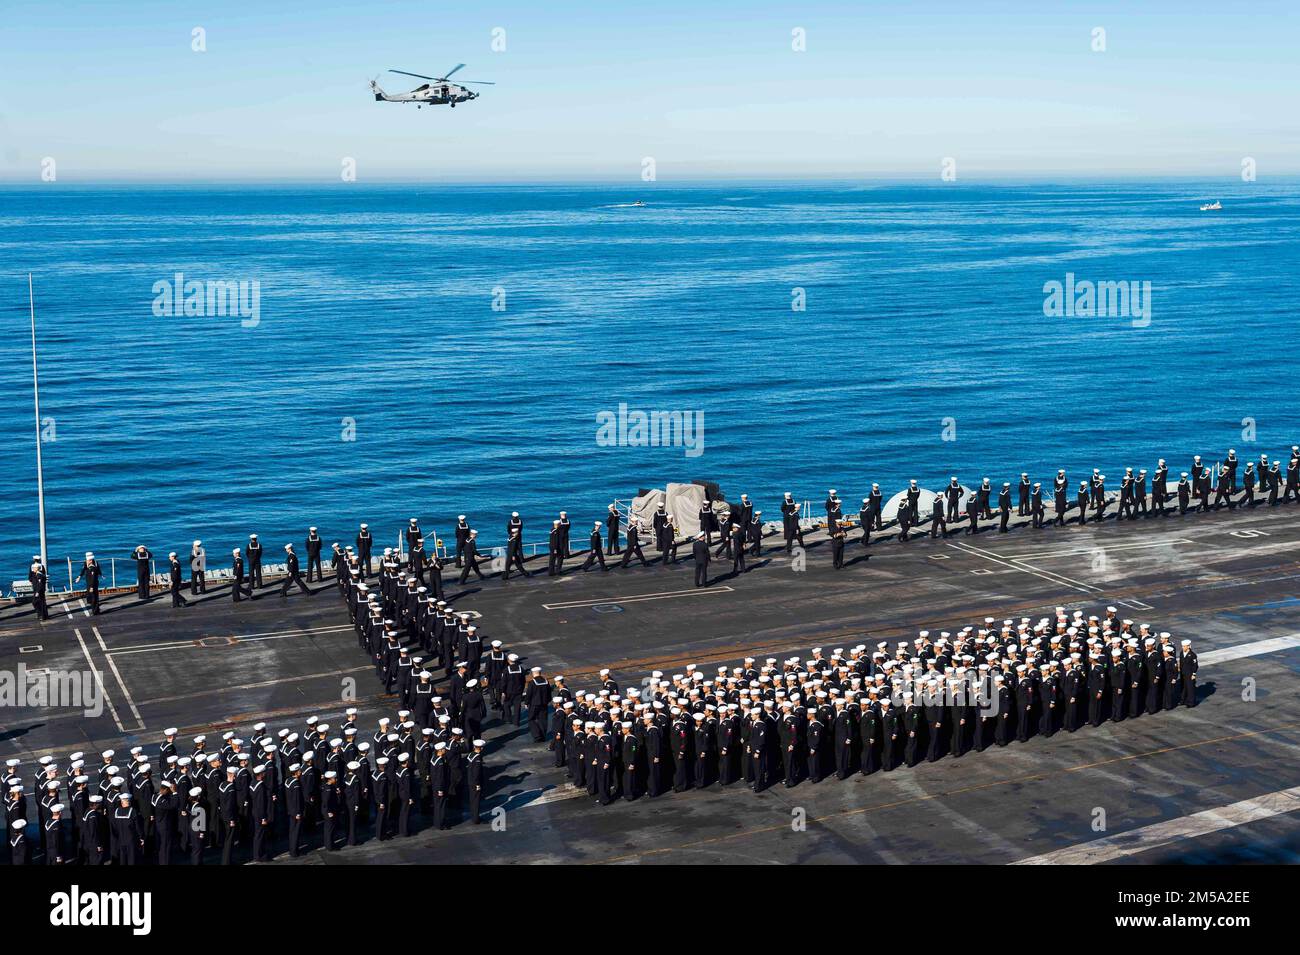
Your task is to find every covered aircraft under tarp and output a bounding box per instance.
[629,482,712,536]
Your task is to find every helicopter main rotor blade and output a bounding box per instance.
[442,63,466,79]
[389,69,438,80]
[457,80,496,86]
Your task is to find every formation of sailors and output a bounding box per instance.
[26,445,1300,619]
[335,544,534,739]
[3,704,492,866]
[532,607,1200,802]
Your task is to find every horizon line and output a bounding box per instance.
[0,172,1293,188]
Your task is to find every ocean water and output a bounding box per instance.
[1,180,1297,585]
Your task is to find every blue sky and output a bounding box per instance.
[1,1,1297,181]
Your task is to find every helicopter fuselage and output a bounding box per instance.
[375,83,478,107]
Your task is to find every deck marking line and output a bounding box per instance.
[93,625,144,731]
[543,586,734,611]
[1011,784,1300,864]
[73,628,127,733]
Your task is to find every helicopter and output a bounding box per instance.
[370,64,494,108]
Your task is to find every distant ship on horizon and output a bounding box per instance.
[1200,200,1222,211]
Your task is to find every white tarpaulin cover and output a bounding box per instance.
[665,482,708,536]
[629,483,711,537]
[881,488,937,523]
[628,489,665,533]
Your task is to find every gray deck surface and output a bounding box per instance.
[3,498,1299,864]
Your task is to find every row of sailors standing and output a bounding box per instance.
[4,711,492,865]
[817,449,1300,546]
[530,607,1199,801]
[34,447,1298,622]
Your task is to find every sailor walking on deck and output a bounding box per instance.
[582,522,608,572]
[621,520,648,567]
[168,552,189,607]
[280,543,311,596]
[459,529,486,583]
[503,526,529,579]
[75,552,103,615]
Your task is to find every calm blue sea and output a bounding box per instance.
[2,180,1297,585]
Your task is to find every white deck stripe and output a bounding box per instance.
[1012,785,1300,864]
[1199,634,1300,666]
[1004,539,1193,560]
[543,586,735,610]
[946,541,1102,595]
[107,624,355,656]
[73,628,127,733]
[93,626,144,731]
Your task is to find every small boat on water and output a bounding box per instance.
[631,200,645,207]
[1200,200,1222,211]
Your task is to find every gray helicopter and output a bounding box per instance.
[370,64,494,108]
